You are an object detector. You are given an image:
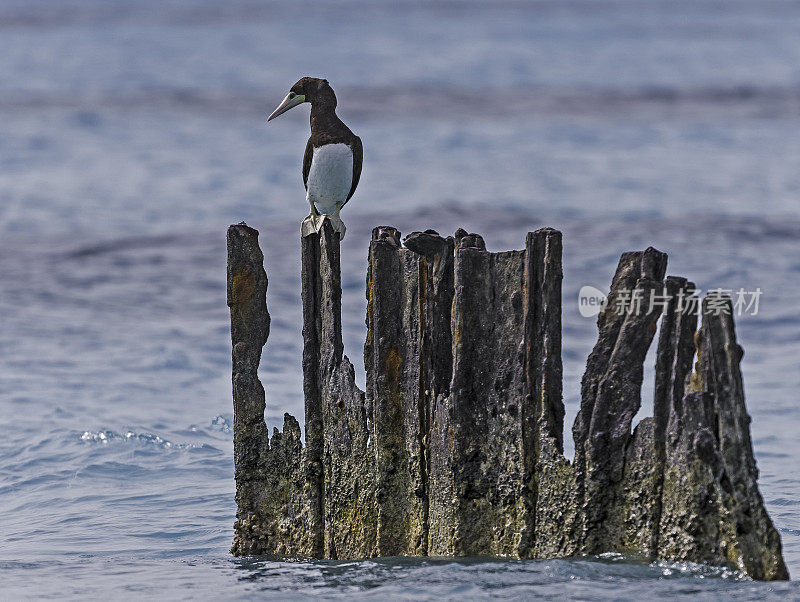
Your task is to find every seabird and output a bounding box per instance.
[268,77,362,239]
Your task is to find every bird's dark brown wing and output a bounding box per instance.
[345,136,363,204]
[302,137,313,190]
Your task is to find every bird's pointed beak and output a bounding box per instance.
[267,93,305,121]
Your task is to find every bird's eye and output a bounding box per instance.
[289,92,296,99]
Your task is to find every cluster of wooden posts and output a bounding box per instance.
[227,219,787,581]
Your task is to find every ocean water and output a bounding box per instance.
[1,0,800,598]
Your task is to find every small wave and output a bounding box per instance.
[650,560,749,581]
[209,415,233,433]
[60,233,196,260]
[2,84,800,119]
[76,429,217,451]
[79,429,176,448]
[76,416,232,449]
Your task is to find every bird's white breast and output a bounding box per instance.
[306,143,353,214]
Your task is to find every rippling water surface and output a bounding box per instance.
[1,0,800,598]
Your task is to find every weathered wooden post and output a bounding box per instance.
[572,248,668,551]
[301,219,375,559]
[227,223,271,556]
[522,228,572,558]
[402,228,456,556]
[656,293,788,579]
[227,219,788,580]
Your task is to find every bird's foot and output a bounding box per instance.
[301,212,346,240]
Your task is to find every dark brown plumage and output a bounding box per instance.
[294,78,362,205]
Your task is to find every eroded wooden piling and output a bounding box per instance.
[228,219,788,581]
[302,220,374,559]
[227,223,271,555]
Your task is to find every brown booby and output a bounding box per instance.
[268,77,362,239]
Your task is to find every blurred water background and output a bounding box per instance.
[1,0,800,598]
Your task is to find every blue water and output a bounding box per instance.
[2,0,800,598]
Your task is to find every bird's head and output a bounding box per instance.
[267,77,336,121]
